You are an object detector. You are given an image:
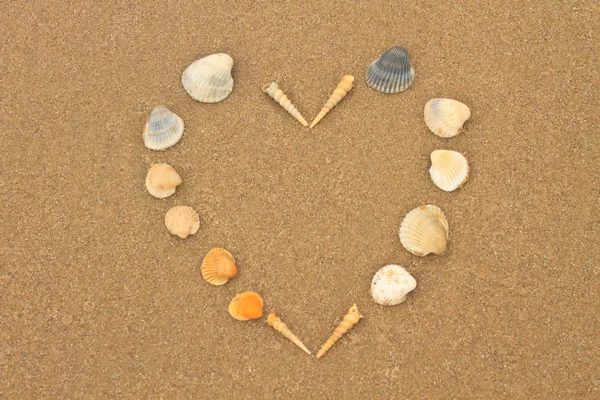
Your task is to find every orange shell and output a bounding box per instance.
[228,291,263,320]
[201,248,237,285]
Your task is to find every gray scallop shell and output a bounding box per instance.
[143,106,184,150]
[365,46,415,93]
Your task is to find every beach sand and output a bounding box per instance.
[1,1,598,398]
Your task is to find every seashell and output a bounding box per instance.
[164,206,200,239]
[316,304,363,359]
[228,291,263,321]
[143,106,185,150]
[424,98,471,138]
[429,150,469,192]
[181,53,234,103]
[399,205,449,256]
[366,46,415,93]
[200,248,237,286]
[309,75,355,128]
[262,82,309,127]
[145,163,182,198]
[370,265,417,306]
[267,313,311,355]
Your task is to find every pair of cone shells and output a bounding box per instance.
[262,75,355,128]
[182,53,234,103]
[399,205,449,256]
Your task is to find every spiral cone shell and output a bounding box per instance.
[164,206,200,239]
[316,304,363,358]
[145,163,182,198]
[143,106,184,150]
[200,248,237,286]
[267,313,311,355]
[262,82,308,127]
[429,150,469,192]
[399,205,449,256]
[309,75,355,128]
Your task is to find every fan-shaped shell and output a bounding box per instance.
[399,205,449,256]
[370,265,417,306]
[143,106,184,150]
[366,46,415,93]
[429,150,469,192]
[164,206,200,239]
[201,248,237,285]
[424,98,471,138]
[145,163,182,198]
[181,53,234,103]
[228,291,263,320]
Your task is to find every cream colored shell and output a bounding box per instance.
[370,265,417,306]
[181,53,234,103]
[262,82,309,127]
[145,163,182,198]
[310,75,355,128]
[143,106,184,150]
[164,206,200,239]
[429,150,469,192]
[399,205,449,256]
[424,98,471,138]
[267,313,311,355]
[316,304,363,359]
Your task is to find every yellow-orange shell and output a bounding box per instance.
[201,248,237,285]
[228,292,263,320]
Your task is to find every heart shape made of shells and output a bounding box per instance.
[142,46,472,358]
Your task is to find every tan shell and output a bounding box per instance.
[429,150,469,192]
[164,206,200,239]
[262,82,308,127]
[424,98,471,138]
[316,304,363,359]
[145,163,182,198]
[200,248,237,286]
[399,205,449,256]
[310,75,355,128]
[370,265,417,306]
[181,53,234,103]
[267,313,311,355]
[143,106,184,150]
[228,291,263,321]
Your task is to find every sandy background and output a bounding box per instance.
[1,1,599,398]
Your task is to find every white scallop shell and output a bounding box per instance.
[145,163,182,198]
[399,205,449,256]
[181,53,234,103]
[424,98,471,138]
[429,150,469,192]
[371,265,417,306]
[143,106,184,150]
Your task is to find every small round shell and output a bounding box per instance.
[366,46,415,93]
[201,248,237,286]
[228,291,263,321]
[370,265,417,306]
[181,53,234,103]
[429,150,469,192]
[399,205,449,256]
[164,206,200,239]
[145,163,182,198]
[424,98,471,138]
[143,106,184,150]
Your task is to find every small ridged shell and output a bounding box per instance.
[370,265,417,306]
[366,46,415,93]
[429,150,469,192]
[165,206,200,239]
[309,75,355,129]
[143,106,184,150]
[228,291,263,321]
[399,205,449,256]
[181,53,234,103]
[424,98,471,138]
[145,163,182,198]
[201,248,237,286]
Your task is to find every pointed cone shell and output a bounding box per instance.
[164,206,200,239]
[309,75,355,128]
[182,53,234,103]
[399,205,449,256]
[316,304,363,359]
[366,46,415,93]
[370,265,417,306]
[262,82,308,127]
[424,98,471,138]
[200,248,237,285]
[145,163,182,198]
[143,106,184,150]
[267,313,311,355]
[429,150,469,192]
[228,291,263,320]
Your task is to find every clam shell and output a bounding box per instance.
[366,46,415,93]
[399,205,449,256]
[143,106,184,150]
[181,53,234,103]
[228,291,263,321]
[370,265,417,306]
[429,150,469,192]
[164,206,200,239]
[145,163,182,198]
[424,98,471,138]
[201,248,237,286]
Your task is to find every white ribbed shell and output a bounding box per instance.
[143,106,184,150]
[399,205,449,256]
[429,150,469,192]
[370,265,417,306]
[181,53,234,103]
[424,98,471,138]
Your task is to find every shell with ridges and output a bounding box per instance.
[429,150,469,192]
[164,206,200,239]
[201,248,237,286]
[181,53,234,103]
[366,46,415,93]
[309,75,354,128]
[267,313,311,355]
[399,205,449,256]
[228,291,263,321]
[316,304,363,359]
[143,106,184,150]
[370,265,417,306]
[145,163,182,198]
[424,98,471,138]
[262,82,309,127]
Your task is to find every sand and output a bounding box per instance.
[1,1,598,398]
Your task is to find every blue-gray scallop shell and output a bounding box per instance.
[365,46,415,94]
